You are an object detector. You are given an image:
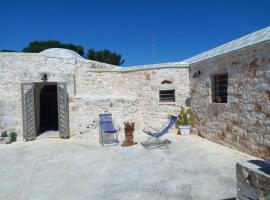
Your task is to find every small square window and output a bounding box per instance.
[212,73,228,103]
[159,90,175,102]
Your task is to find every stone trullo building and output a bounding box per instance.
[0,26,270,159]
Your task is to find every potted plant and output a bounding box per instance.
[1,131,10,144]
[176,106,195,136]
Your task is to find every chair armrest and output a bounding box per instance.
[142,127,157,134]
[145,126,159,132]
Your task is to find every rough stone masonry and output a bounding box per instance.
[0,50,189,141]
[189,42,270,159]
[0,26,270,160]
[236,160,270,200]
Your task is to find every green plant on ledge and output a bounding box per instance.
[10,132,17,143]
[176,106,195,126]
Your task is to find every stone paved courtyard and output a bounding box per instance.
[0,135,254,200]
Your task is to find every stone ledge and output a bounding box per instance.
[236,160,270,200]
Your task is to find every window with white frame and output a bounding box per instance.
[159,90,175,102]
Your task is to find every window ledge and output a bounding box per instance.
[210,102,227,105]
[159,102,176,105]
[209,102,228,108]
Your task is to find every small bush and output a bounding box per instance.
[176,106,195,126]
[1,131,8,138]
[10,132,17,142]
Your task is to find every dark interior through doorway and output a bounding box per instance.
[38,84,59,135]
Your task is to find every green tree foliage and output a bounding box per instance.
[86,48,125,66]
[0,49,18,52]
[1,41,125,65]
[22,40,85,56]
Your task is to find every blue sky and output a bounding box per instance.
[0,0,269,66]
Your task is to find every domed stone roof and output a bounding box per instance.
[39,48,82,59]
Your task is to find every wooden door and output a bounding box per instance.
[21,83,36,141]
[57,82,70,138]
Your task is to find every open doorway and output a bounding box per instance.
[35,83,59,136]
[39,85,58,133]
[21,82,70,140]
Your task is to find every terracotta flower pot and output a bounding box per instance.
[122,122,137,146]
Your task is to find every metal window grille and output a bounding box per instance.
[212,74,228,103]
[159,90,175,102]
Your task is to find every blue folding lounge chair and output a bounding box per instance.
[99,113,120,146]
[141,115,177,149]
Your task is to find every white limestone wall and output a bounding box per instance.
[69,96,141,137]
[0,53,118,138]
[0,52,190,139]
[73,67,190,136]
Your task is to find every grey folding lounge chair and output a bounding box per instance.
[99,113,120,146]
[141,116,177,149]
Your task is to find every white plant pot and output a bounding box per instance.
[0,136,11,144]
[179,125,191,136]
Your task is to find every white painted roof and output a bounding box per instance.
[21,26,270,68]
[126,61,188,69]
[182,26,270,64]
[39,48,82,59]
[85,61,189,72]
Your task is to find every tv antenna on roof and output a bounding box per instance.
[140,32,155,63]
